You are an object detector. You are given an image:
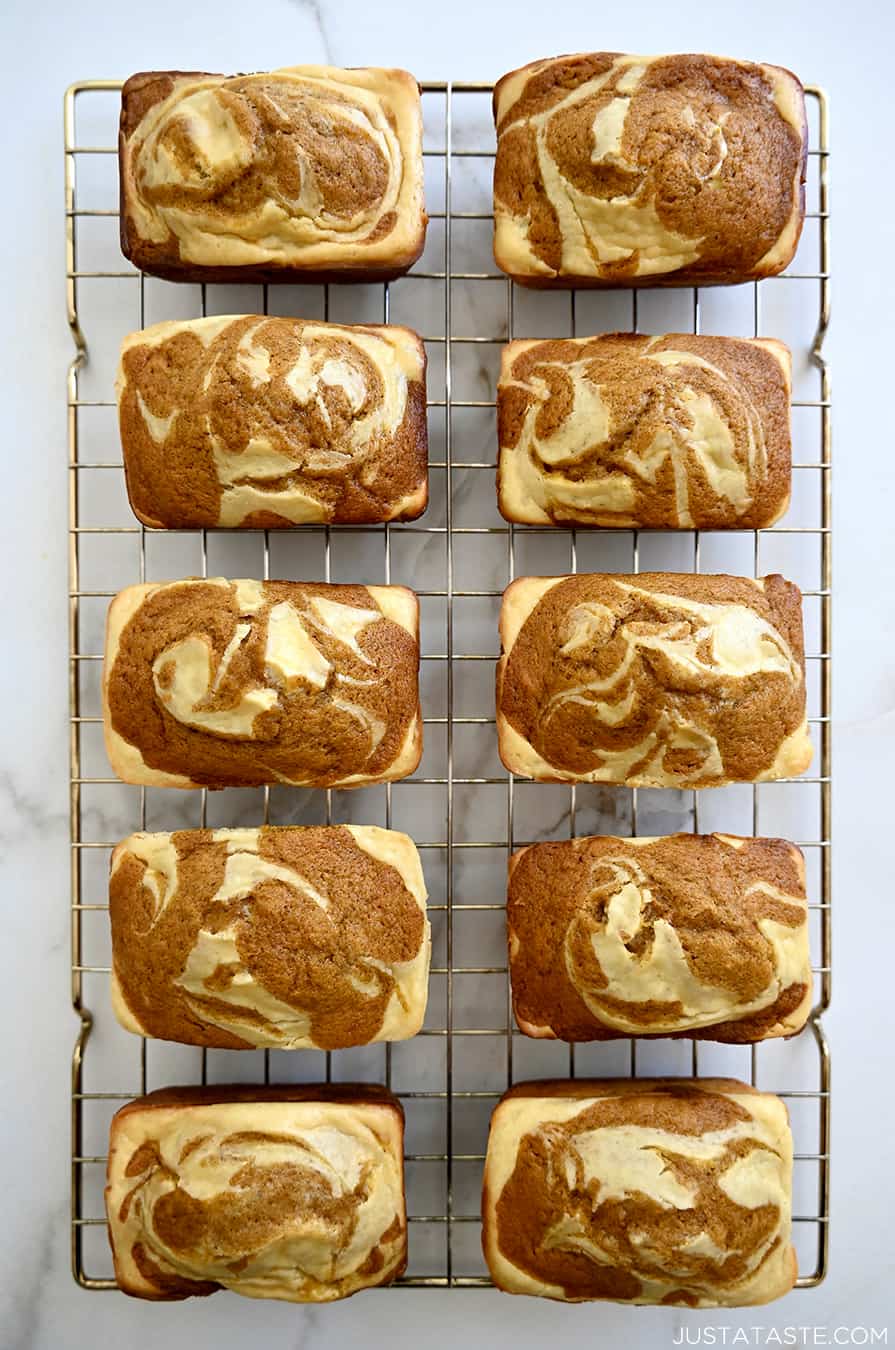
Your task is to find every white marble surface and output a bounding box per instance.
[3,0,894,1344]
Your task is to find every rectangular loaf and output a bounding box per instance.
[119,66,426,282]
[117,316,428,527]
[492,53,806,287]
[110,825,430,1049]
[481,1078,796,1305]
[508,833,811,1042]
[105,1084,406,1301]
[102,578,421,789]
[497,334,791,528]
[496,572,811,788]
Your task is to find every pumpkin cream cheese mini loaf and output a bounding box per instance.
[496,572,811,788]
[497,334,791,528]
[482,1078,796,1305]
[508,833,811,1042]
[119,66,426,282]
[106,1084,407,1302]
[103,578,421,789]
[117,316,428,528]
[110,825,430,1050]
[492,53,806,287]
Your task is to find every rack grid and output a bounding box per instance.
[65,80,831,1291]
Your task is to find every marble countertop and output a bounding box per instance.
[3,0,894,1345]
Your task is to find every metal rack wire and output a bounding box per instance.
[65,80,831,1291]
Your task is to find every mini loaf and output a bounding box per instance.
[493,53,806,288]
[496,572,811,788]
[109,825,430,1049]
[119,66,426,282]
[105,1084,407,1301]
[482,1078,796,1305]
[497,334,791,528]
[103,578,421,789]
[508,833,811,1042]
[117,316,428,528]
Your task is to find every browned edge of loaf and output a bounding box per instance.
[494,1075,764,1103]
[492,52,807,111]
[119,69,427,283]
[110,1080,405,1121]
[493,271,766,292]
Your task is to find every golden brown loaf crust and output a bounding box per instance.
[481,1077,796,1305]
[492,53,806,288]
[105,1084,407,1302]
[496,572,811,789]
[497,334,791,528]
[103,578,421,789]
[119,67,427,282]
[117,316,428,528]
[508,833,811,1042]
[110,825,430,1050]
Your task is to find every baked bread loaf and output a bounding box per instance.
[497,334,791,528]
[119,67,426,282]
[103,578,421,789]
[497,572,811,788]
[482,1078,796,1305]
[117,316,428,528]
[493,53,806,288]
[110,825,430,1049]
[105,1084,406,1301]
[508,833,811,1042]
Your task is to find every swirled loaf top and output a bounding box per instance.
[492,53,806,288]
[497,334,791,528]
[117,316,428,527]
[110,825,430,1050]
[482,1078,796,1305]
[508,833,811,1042]
[105,1084,406,1301]
[496,572,811,788]
[119,66,426,282]
[103,578,421,789]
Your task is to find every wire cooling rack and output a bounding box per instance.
[65,80,831,1292]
